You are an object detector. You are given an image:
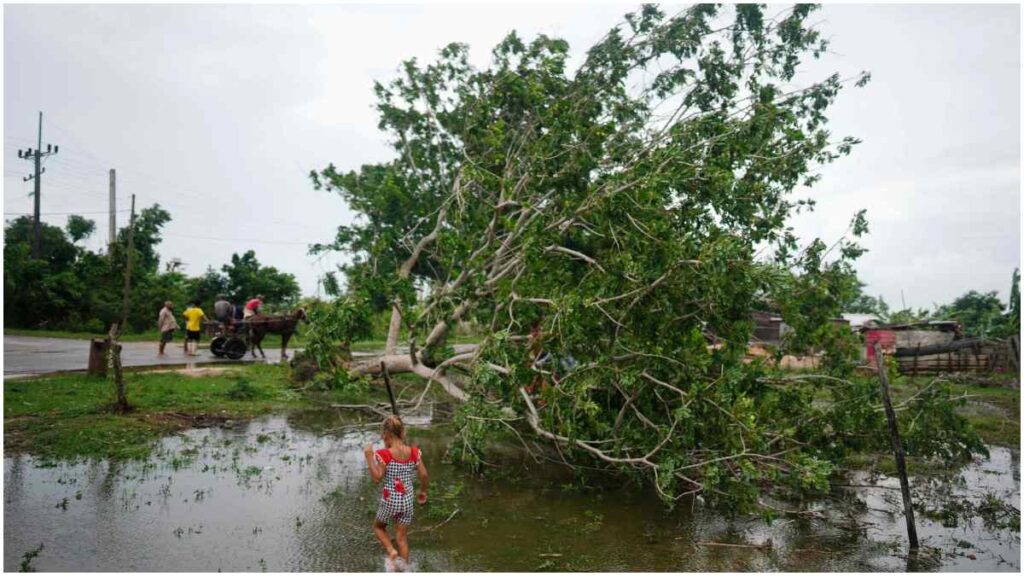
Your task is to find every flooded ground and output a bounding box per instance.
[4,406,1019,572]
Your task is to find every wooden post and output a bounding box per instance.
[873,342,919,552]
[111,194,135,414]
[381,361,399,417]
[108,323,127,412]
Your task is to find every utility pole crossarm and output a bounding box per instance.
[16,111,60,259]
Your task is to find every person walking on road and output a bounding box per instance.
[182,300,207,356]
[157,301,179,356]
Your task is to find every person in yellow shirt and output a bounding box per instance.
[182,300,207,356]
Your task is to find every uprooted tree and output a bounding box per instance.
[310,4,985,511]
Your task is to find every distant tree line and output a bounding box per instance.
[843,268,1021,339]
[4,209,301,333]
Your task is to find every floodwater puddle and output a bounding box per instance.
[4,406,1019,571]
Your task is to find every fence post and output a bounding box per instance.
[381,362,399,417]
[873,342,919,552]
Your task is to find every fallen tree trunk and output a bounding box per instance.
[352,351,471,401]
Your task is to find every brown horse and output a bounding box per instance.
[247,308,307,360]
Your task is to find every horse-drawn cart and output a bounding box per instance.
[202,320,248,360]
[199,309,306,361]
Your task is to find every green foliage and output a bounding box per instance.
[220,250,301,307]
[5,207,185,332]
[450,395,508,471]
[310,370,371,399]
[899,379,987,460]
[1008,268,1021,337]
[109,205,172,277]
[291,296,374,397]
[4,208,299,333]
[843,268,1020,338]
[19,543,44,572]
[188,267,231,310]
[773,212,868,376]
[226,379,263,401]
[934,290,1006,337]
[314,4,987,511]
[321,271,341,297]
[302,296,373,370]
[65,215,96,244]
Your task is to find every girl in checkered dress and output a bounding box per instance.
[363,416,429,567]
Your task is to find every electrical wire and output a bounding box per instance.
[4,209,130,216]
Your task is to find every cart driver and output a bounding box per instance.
[244,295,264,319]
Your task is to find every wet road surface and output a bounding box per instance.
[3,336,293,377]
[2,336,477,378]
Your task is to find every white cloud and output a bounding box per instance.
[4,3,1019,308]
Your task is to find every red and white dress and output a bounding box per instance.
[374,447,421,525]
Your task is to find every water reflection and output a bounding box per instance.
[3,410,1019,572]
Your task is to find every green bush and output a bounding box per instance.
[226,379,262,401]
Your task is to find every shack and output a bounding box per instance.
[861,320,1018,375]
[861,321,961,363]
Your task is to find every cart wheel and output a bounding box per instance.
[224,338,248,360]
[210,336,227,357]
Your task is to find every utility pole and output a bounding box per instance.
[109,169,117,248]
[110,193,136,414]
[17,112,60,259]
[121,193,136,326]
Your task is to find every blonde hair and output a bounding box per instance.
[382,415,405,440]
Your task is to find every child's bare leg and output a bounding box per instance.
[373,520,398,559]
[395,523,410,562]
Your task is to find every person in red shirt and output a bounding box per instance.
[363,416,429,570]
[243,294,264,319]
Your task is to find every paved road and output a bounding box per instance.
[3,336,294,377]
[3,337,480,378]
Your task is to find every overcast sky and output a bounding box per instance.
[4,3,1020,310]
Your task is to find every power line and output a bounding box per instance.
[4,209,129,216]
[22,115,341,251]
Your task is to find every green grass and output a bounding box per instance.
[3,361,453,460]
[3,364,317,459]
[5,327,165,342]
[949,383,1019,447]
[4,364,306,419]
[841,452,965,477]
[889,376,1020,447]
